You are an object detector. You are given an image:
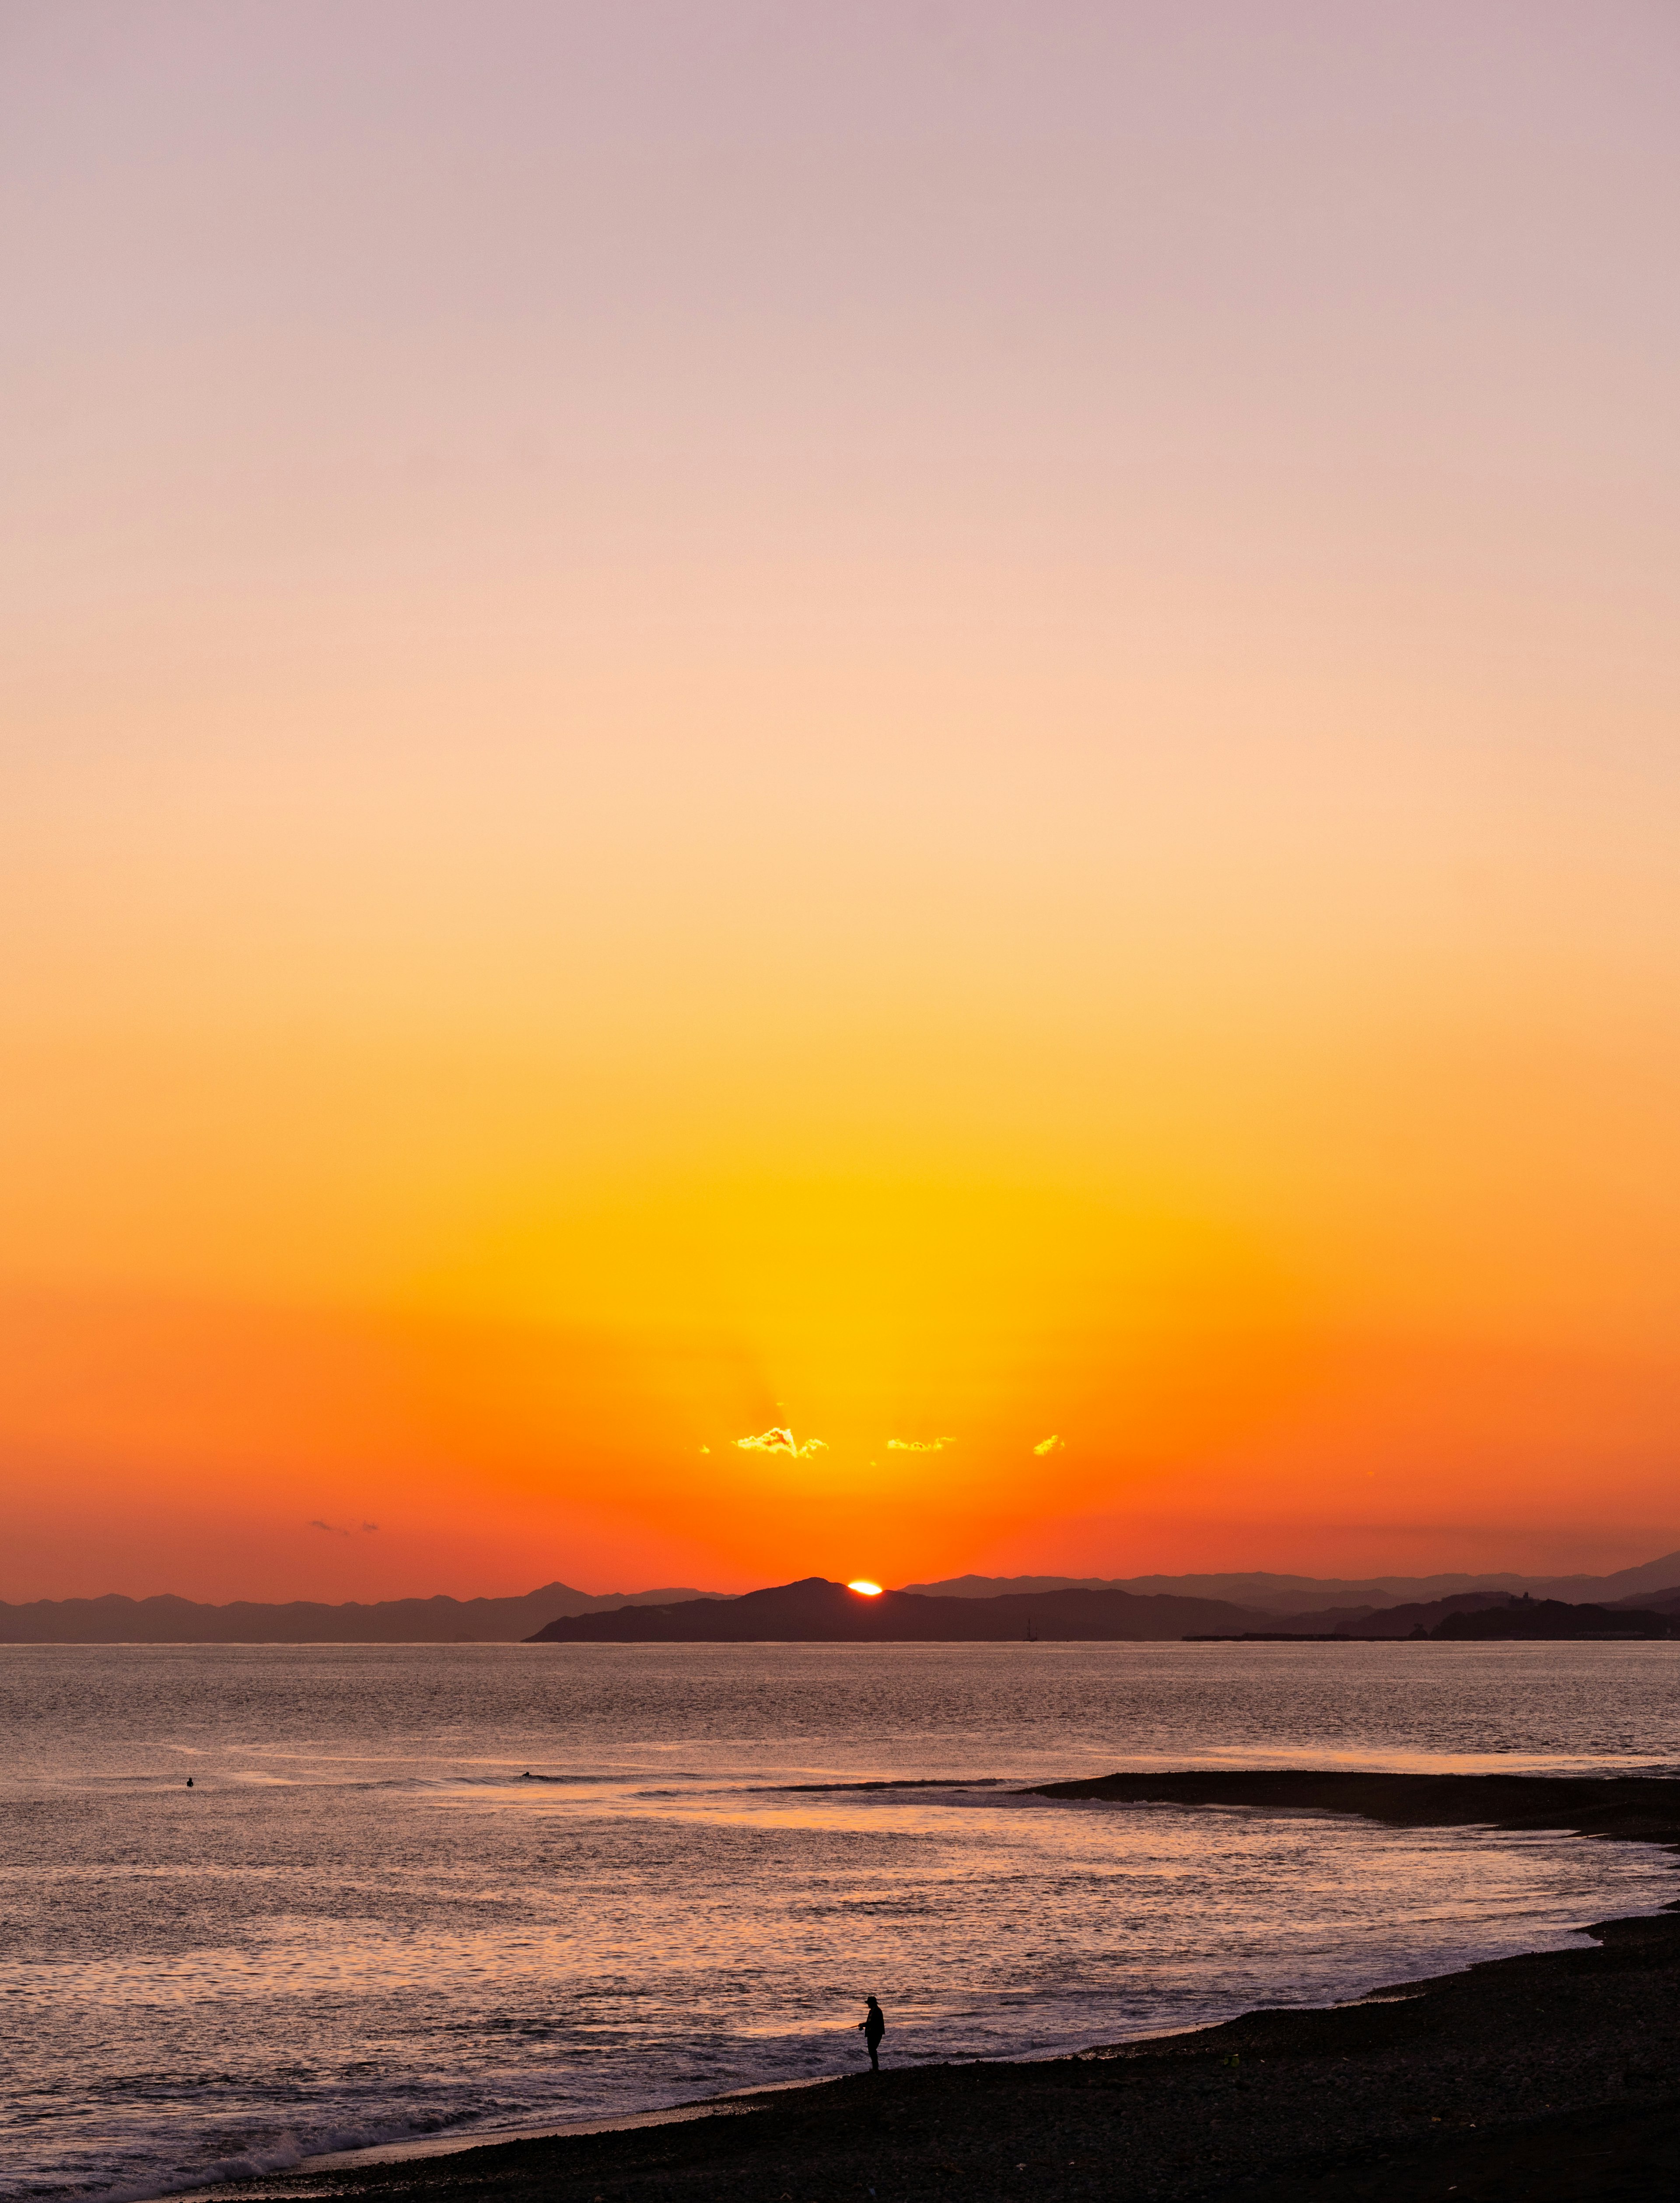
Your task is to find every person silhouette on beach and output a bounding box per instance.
[858,1996,885,2070]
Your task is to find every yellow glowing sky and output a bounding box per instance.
[4,4,1678,1600]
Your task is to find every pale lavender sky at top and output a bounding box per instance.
[7,1,1675,586]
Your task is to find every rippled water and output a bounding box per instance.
[4,1640,1678,2200]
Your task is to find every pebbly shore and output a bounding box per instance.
[204,1772,1680,2203]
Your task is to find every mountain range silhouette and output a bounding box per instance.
[525,1571,1680,1643]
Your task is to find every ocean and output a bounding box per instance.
[4,1640,1678,2201]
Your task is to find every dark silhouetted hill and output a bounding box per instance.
[1424,1597,1677,1641]
[1280,1592,1518,1637]
[527,1576,1276,1642]
[0,1583,726,1643]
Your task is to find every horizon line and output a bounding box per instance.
[7,1547,1680,1612]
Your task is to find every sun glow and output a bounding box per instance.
[847,1580,883,1596]
[6,7,1678,1611]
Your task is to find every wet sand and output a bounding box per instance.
[210,1772,1680,2203]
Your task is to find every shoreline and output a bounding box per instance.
[192,1771,1680,2203]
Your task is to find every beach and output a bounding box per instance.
[200,1771,1680,2203]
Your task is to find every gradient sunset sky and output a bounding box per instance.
[4,2,1678,1603]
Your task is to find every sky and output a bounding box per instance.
[3,1,1678,1603]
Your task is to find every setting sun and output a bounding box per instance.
[847,1581,883,1597]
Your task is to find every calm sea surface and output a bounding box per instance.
[4,1641,1678,2201]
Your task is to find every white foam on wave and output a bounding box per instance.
[87,2097,775,2203]
[88,2114,468,2203]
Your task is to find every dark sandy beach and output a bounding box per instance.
[210,1773,1680,2203]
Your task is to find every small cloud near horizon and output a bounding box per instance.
[736,1427,827,1459]
[886,1436,956,1452]
[309,1519,380,1535]
[1032,1435,1064,1456]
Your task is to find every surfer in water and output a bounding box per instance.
[858,1995,885,2070]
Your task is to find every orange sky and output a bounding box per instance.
[4,3,1678,1601]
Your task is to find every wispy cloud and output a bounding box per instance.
[735,1427,827,1459]
[886,1436,956,1453]
[309,1519,380,1535]
[1032,1434,1064,1456]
